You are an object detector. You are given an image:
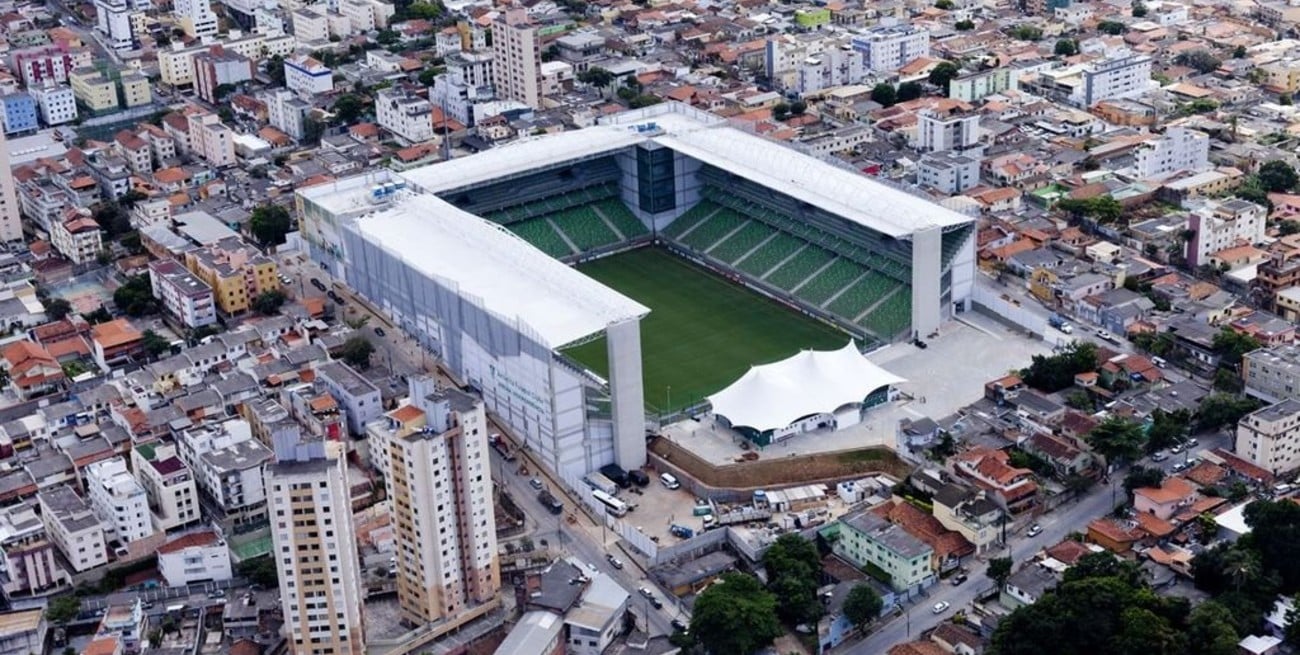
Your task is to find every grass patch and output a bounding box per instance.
[563,248,846,412]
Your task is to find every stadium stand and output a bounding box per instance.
[736,234,805,278]
[551,206,621,251]
[710,221,777,264]
[798,258,864,306]
[663,200,721,239]
[680,209,747,252]
[766,247,834,290]
[826,272,902,324]
[860,290,912,338]
[508,220,573,259]
[593,199,649,239]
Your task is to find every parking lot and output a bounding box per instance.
[620,476,710,544]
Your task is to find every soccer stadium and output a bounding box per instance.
[297,104,976,477]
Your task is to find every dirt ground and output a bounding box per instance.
[648,437,910,490]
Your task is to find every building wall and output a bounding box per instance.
[0,131,20,242]
[158,542,232,587]
[1236,400,1300,475]
[0,95,38,135]
[491,10,541,109]
[833,520,933,591]
[32,86,77,126]
[85,458,152,543]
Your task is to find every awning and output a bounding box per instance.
[707,341,905,433]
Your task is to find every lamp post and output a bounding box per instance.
[666,385,672,416]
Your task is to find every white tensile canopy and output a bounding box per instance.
[707,341,905,433]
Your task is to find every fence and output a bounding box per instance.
[970,283,1049,339]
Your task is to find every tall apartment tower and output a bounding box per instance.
[388,380,499,625]
[0,130,21,242]
[173,0,218,38]
[266,432,365,655]
[490,9,541,109]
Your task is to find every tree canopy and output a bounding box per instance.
[1258,160,1299,193]
[254,290,287,315]
[1123,466,1164,497]
[762,534,824,625]
[1057,195,1124,224]
[340,336,375,370]
[1195,393,1260,431]
[249,204,293,247]
[577,66,615,89]
[928,62,961,93]
[1088,415,1146,464]
[1021,340,1098,392]
[691,572,782,655]
[871,83,897,107]
[1174,49,1222,75]
[1145,408,1190,453]
[1212,327,1262,367]
[45,596,80,624]
[1097,20,1127,34]
[842,584,883,630]
[1054,39,1079,56]
[897,81,923,102]
[1012,24,1043,40]
[988,557,1013,587]
[141,330,171,360]
[44,297,72,320]
[113,275,159,317]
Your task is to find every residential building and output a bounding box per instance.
[386,383,498,624]
[1002,564,1060,608]
[491,10,542,109]
[0,502,69,597]
[953,447,1038,514]
[0,95,36,135]
[1236,398,1300,475]
[1078,55,1153,107]
[0,341,64,400]
[1133,476,1197,521]
[186,111,236,167]
[173,0,217,38]
[376,87,435,145]
[918,152,980,194]
[11,46,76,87]
[37,485,106,572]
[285,55,333,98]
[1185,199,1266,268]
[185,237,280,315]
[119,72,152,107]
[315,362,381,437]
[30,85,76,126]
[338,0,393,32]
[1244,344,1300,403]
[266,433,364,655]
[266,89,310,141]
[931,483,1004,554]
[850,25,930,73]
[130,443,200,532]
[176,421,273,526]
[0,609,46,655]
[50,213,104,264]
[0,132,18,242]
[833,508,934,592]
[149,259,216,328]
[90,318,143,369]
[949,68,1018,102]
[1133,127,1210,179]
[68,67,119,112]
[292,9,329,42]
[156,530,231,587]
[564,573,628,655]
[84,458,152,544]
[916,110,980,153]
[193,47,254,105]
[93,0,137,52]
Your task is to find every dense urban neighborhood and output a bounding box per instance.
[1,0,1300,654]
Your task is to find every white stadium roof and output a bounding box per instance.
[353,194,649,349]
[707,342,905,433]
[398,103,972,238]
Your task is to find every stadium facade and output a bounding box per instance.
[297,103,976,477]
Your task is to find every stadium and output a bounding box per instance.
[298,104,976,477]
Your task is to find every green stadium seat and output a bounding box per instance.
[664,200,721,238]
[550,206,621,251]
[796,258,865,306]
[593,199,649,238]
[679,209,746,252]
[738,233,804,278]
[508,220,574,258]
[709,221,776,264]
[859,289,912,340]
[767,247,833,290]
[826,272,900,324]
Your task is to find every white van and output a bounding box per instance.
[660,473,681,489]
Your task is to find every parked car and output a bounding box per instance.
[1185,438,1199,448]
[1152,451,1169,462]
[529,477,544,490]
[1027,523,1043,537]
[374,327,386,337]
[932,601,950,614]
[951,573,968,586]
[208,590,226,599]
[671,619,689,633]
[607,554,624,569]
[310,278,325,290]
[1171,444,1184,454]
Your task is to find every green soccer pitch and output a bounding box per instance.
[561,247,849,414]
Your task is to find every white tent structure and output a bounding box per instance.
[707,342,905,440]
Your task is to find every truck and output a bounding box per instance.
[489,433,516,461]
[583,472,620,496]
[1048,314,1073,334]
[669,524,695,539]
[600,464,630,488]
[538,490,563,514]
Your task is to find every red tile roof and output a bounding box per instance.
[156,530,220,554]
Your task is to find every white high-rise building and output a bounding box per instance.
[1236,398,1300,475]
[1077,54,1153,107]
[0,130,21,242]
[84,458,153,544]
[29,84,77,126]
[916,110,982,153]
[266,433,364,655]
[850,25,930,73]
[266,89,310,141]
[386,382,499,625]
[94,0,146,52]
[1133,127,1210,179]
[173,0,218,38]
[376,87,435,145]
[490,9,541,109]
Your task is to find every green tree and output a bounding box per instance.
[249,204,293,247]
[1131,0,1147,15]
[1258,160,1300,193]
[93,201,131,237]
[1285,604,1300,650]
[897,81,923,102]
[1021,340,1098,392]
[376,29,400,45]
[1123,466,1164,497]
[45,596,80,624]
[331,94,369,125]
[404,1,441,19]
[1088,415,1146,464]
[842,584,883,630]
[237,556,279,587]
[1234,45,1248,59]
[790,99,807,115]
[1213,327,1263,367]
[141,330,171,360]
[772,102,790,121]
[691,572,782,655]
[1188,601,1240,655]
[1195,393,1261,431]
[929,61,961,93]
[1175,49,1222,74]
[1244,500,1300,591]
[871,83,897,106]
[1054,39,1079,56]
[935,0,954,7]
[1062,552,1142,586]
[266,55,286,87]
[254,290,287,315]
[1012,24,1043,41]
[113,275,159,317]
[988,557,1013,587]
[1097,20,1127,34]
[1145,408,1190,453]
[340,336,375,370]
[578,66,615,90]
[44,297,72,320]
[762,534,824,625]
[955,19,975,30]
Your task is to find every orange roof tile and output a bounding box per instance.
[91,319,142,349]
[1134,477,1196,505]
[156,530,220,554]
[389,404,424,423]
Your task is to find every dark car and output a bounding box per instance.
[375,327,386,337]
[310,278,325,290]
[951,574,968,586]
[671,619,688,633]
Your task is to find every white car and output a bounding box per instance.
[1027,523,1043,537]
[932,601,950,614]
